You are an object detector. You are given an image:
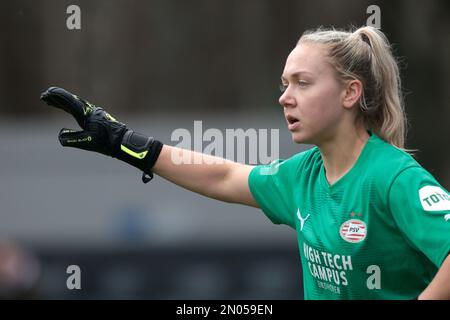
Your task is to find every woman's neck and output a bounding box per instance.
[318,126,370,186]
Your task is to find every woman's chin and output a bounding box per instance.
[291,133,306,144]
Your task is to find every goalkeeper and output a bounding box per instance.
[40,26,450,300]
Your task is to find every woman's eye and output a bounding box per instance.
[298,80,309,87]
[279,84,288,93]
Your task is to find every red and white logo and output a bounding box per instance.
[340,219,367,243]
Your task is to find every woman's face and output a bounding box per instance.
[279,43,347,145]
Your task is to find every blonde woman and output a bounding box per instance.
[41,26,450,300]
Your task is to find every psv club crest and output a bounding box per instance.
[340,213,367,243]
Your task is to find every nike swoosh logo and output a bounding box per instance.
[445,214,450,221]
[297,209,310,231]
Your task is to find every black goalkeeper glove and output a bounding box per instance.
[40,87,163,183]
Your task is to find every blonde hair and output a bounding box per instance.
[298,26,408,150]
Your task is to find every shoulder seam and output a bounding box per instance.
[296,146,319,170]
[386,164,423,250]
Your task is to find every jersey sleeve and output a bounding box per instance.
[388,166,450,267]
[248,150,313,229]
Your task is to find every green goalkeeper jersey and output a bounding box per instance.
[248,131,450,300]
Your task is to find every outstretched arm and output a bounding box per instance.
[153,145,258,206]
[40,87,258,208]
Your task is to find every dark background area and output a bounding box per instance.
[0,0,448,299]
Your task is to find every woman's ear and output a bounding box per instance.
[342,79,363,110]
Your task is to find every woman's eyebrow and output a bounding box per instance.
[281,71,314,81]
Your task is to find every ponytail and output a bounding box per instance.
[299,26,408,150]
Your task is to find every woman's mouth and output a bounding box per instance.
[286,114,300,131]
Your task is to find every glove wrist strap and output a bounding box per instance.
[115,130,163,183]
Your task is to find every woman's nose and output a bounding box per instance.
[279,88,295,108]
